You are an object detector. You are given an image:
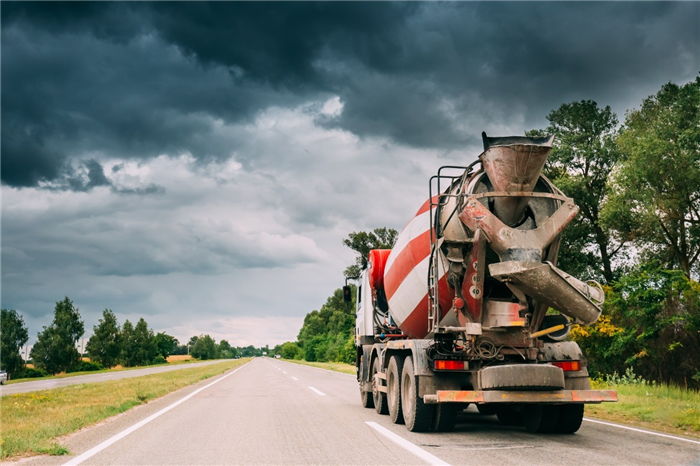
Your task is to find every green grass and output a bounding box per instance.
[587,380,700,439]
[5,358,204,385]
[283,359,356,375]
[0,359,250,459]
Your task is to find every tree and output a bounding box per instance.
[124,318,158,366]
[85,309,121,368]
[1,309,29,378]
[280,341,302,359]
[343,228,398,278]
[528,100,624,282]
[31,297,84,375]
[218,339,237,358]
[604,77,700,278]
[191,334,218,360]
[154,332,179,359]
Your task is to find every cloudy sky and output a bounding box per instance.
[2,2,698,348]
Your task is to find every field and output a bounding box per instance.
[0,358,249,459]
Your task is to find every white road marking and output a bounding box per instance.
[291,377,298,381]
[583,418,700,445]
[308,386,326,396]
[282,371,287,374]
[366,422,450,466]
[62,362,250,466]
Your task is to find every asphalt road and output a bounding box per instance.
[13,358,700,466]
[0,360,233,396]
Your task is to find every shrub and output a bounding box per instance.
[75,360,104,372]
[22,367,48,378]
[152,355,167,365]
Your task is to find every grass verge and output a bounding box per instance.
[5,358,201,385]
[587,380,700,439]
[0,358,249,459]
[284,360,700,439]
[283,359,355,375]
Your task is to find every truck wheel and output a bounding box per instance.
[496,406,522,426]
[401,355,433,432]
[360,386,374,408]
[557,404,584,433]
[523,405,560,433]
[477,404,498,415]
[431,404,457,432]
[372,358,389,415]
[387,356,404,424]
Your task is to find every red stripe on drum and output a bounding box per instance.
[416,196,439,216]
[392,275,454,339]
[384,228,432,300]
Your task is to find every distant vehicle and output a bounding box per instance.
[274,354,281,359]
[0,370,7,385]
[262,352,267,357]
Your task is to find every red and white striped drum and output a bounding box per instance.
[383,197,454,339]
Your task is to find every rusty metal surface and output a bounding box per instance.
[479,141,553,226]
[424,389,618,404]
[489,261,603,325]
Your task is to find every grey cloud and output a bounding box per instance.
[4,2,697,190]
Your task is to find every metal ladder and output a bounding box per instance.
[427,164,476,334]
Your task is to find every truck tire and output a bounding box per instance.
[360,387,374,409]
[496,406,522,426]
[523,405,560,433]
[477,404,498,415]
[387,356,404,424]
[401,355,434,432]
[557,404,584,433]
[431,404,457,432]
[372,358,389,415]
[480,364,565,391]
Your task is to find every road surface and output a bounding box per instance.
[0,360,233,396]
[13,358,700,465]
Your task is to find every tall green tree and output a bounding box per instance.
[31,297,84,375]
[1,309,29,378]
[191,334,218,360]
[528,100,624,282]
[123,318,158,366]
[120,319,135,366]
[154,332,179,359]
[343,228,398,278]
[86,309,121,368]
[218,339,237,358]
[604,77,700,277]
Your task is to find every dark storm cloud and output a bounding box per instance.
[2,2,698,188]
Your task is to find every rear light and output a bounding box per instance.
[552,361,581,372]
[434,360,466,371]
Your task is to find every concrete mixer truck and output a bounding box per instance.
[352,132,616,434]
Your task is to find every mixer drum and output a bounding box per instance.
[383,198,453,338]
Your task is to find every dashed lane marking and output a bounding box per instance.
[308,386,326,396]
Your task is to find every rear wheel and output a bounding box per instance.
[401,355,434,432]
[431,404,458,432]
[523,405,560,433]
[477,404,498,415]
[557,404,584,433]
[387,356,404,424]
[360,386,374,408]
[372,358,388,415]
[496,406,522,426]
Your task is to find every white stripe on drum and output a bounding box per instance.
[388,254,448,326]
[385,208,432,274]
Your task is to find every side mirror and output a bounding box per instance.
[343,286,352,303]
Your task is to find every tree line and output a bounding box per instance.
[287,76,700,388]
[0,297,270,379]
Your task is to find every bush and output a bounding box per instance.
[73,360,104,372]
[152,355,167,365]
[22,367,48,378]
